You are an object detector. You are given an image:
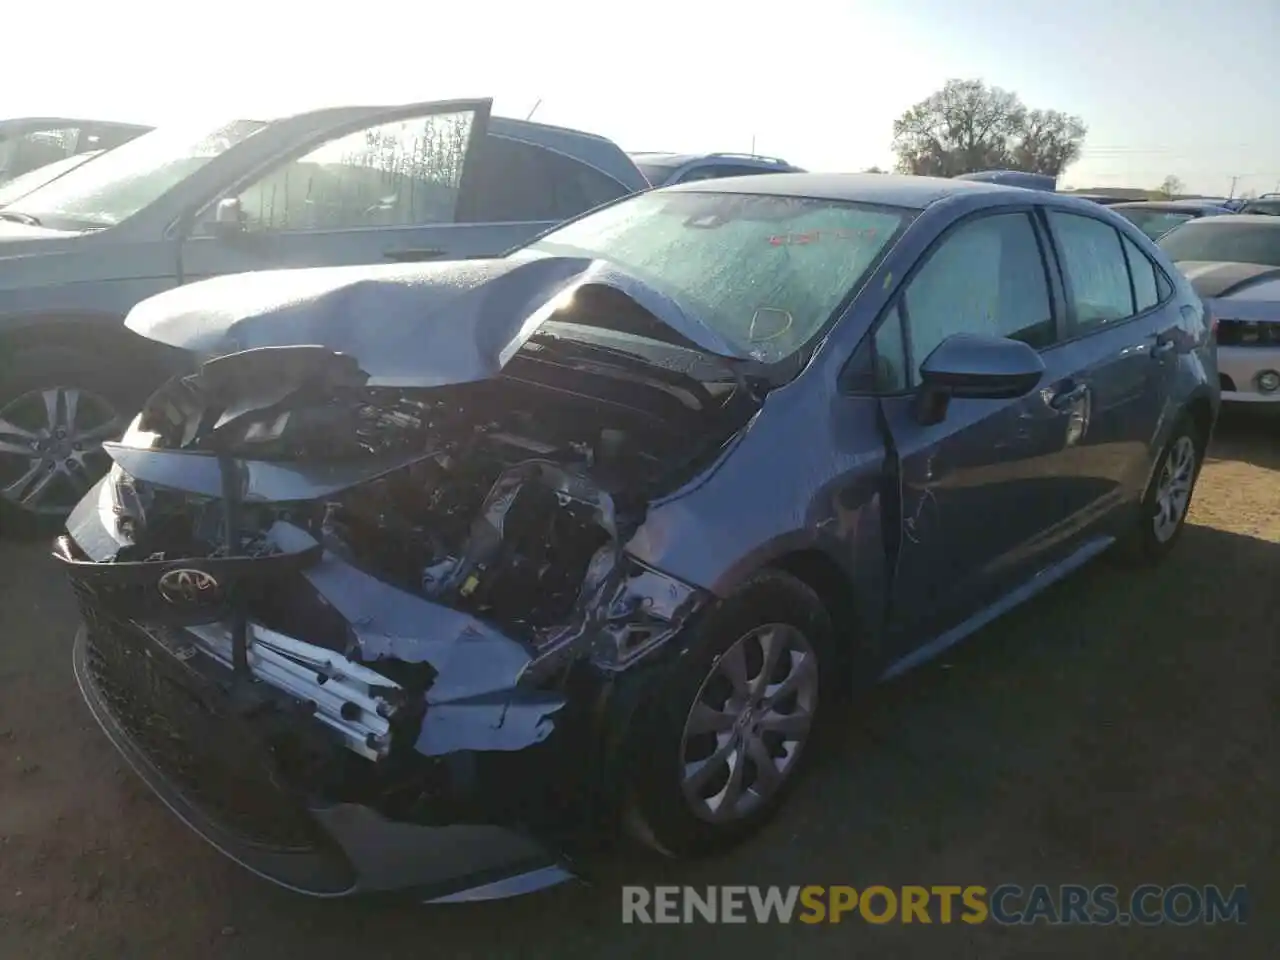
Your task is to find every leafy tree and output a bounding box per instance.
[891,79,1087,179]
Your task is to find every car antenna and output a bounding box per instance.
[526,98,543,121]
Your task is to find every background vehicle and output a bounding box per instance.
[0,117,149,184]
[629,151,803,186]
[1066,192,1149,205]
[1111,199,1235,241]
[954,170,1056,191]
[0,151,102,208]
[1159,214,1280,405]
[1238,196,1280,216]
[0,98,649,525]
[59,173,1216,901]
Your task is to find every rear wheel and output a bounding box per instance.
[1127,414,1205,563]
[0,348,140,534]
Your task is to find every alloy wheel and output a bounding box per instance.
[0,386,122,517]
[1152,434,1197,544]
[678,624,819,824]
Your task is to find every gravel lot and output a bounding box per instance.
[0,415,1274,958]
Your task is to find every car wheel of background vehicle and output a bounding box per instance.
[623,569,835,858]
[0,347,142,536]
[1127,414,1205,564]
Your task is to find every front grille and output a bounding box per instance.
[1216,319,1280,347]
[79,600,332,854]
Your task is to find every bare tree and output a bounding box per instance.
[1159,175,1185,199]
[891,79,1087,179]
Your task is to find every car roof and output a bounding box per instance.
[661,171,1023,209]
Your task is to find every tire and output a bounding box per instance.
[0,345,150,536]
[1127,413,1205,564]
[622,569,835,858]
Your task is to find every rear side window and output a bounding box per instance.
[460,135,628,223]
[1048,212,1135,333]
[1121,234,1161,311]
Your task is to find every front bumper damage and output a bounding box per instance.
[57,473,707,901]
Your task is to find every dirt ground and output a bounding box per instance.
[0,415,1274,959]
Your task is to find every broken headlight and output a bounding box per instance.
[106,462,152,543]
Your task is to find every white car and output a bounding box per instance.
[1159,215,1280,405]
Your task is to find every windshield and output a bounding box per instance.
[1114,207,1197,241]
[4,119,267,228]
[1158,220,1280,267]
[0,151,100,207]
[527,190,914,363]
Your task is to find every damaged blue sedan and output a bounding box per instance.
[55,173,1218,901]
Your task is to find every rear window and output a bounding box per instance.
[1114,208,1196,241]
[634,162,675,187]
[1158,220,1280,267]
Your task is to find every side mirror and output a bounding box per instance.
[914,333,1045,425]
[207,197,245,239]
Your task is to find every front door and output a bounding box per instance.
[869,208,1083,653]
[178,100,499,283]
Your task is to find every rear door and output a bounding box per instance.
[177,100,494,282]
[1038,209,1177,530]
[867,208,1085,650]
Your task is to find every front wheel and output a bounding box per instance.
[623,569,835,858]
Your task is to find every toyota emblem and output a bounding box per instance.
[157,568,221,605]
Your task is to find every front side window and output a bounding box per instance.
[1048,211,1135,333]
[901,211,1055,378]
[527,190,915,363]
[235,110,476,232]
[3,119,265,227]
[1158,220,1280,268]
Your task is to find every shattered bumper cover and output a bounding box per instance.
[56,483,577,901]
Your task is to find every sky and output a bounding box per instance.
[4,0,1277,196]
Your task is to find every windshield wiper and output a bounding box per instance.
[0,210,41,226]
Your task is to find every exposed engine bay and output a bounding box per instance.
[110,326,758,651]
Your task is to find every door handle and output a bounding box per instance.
[1151,337,1177,359]
[1049,382,1089,411]
[382,247,447,262]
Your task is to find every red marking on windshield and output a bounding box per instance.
[768,229,879,246]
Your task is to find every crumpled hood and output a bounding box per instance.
[125,252,751,387]
[1178,260,1280,323]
